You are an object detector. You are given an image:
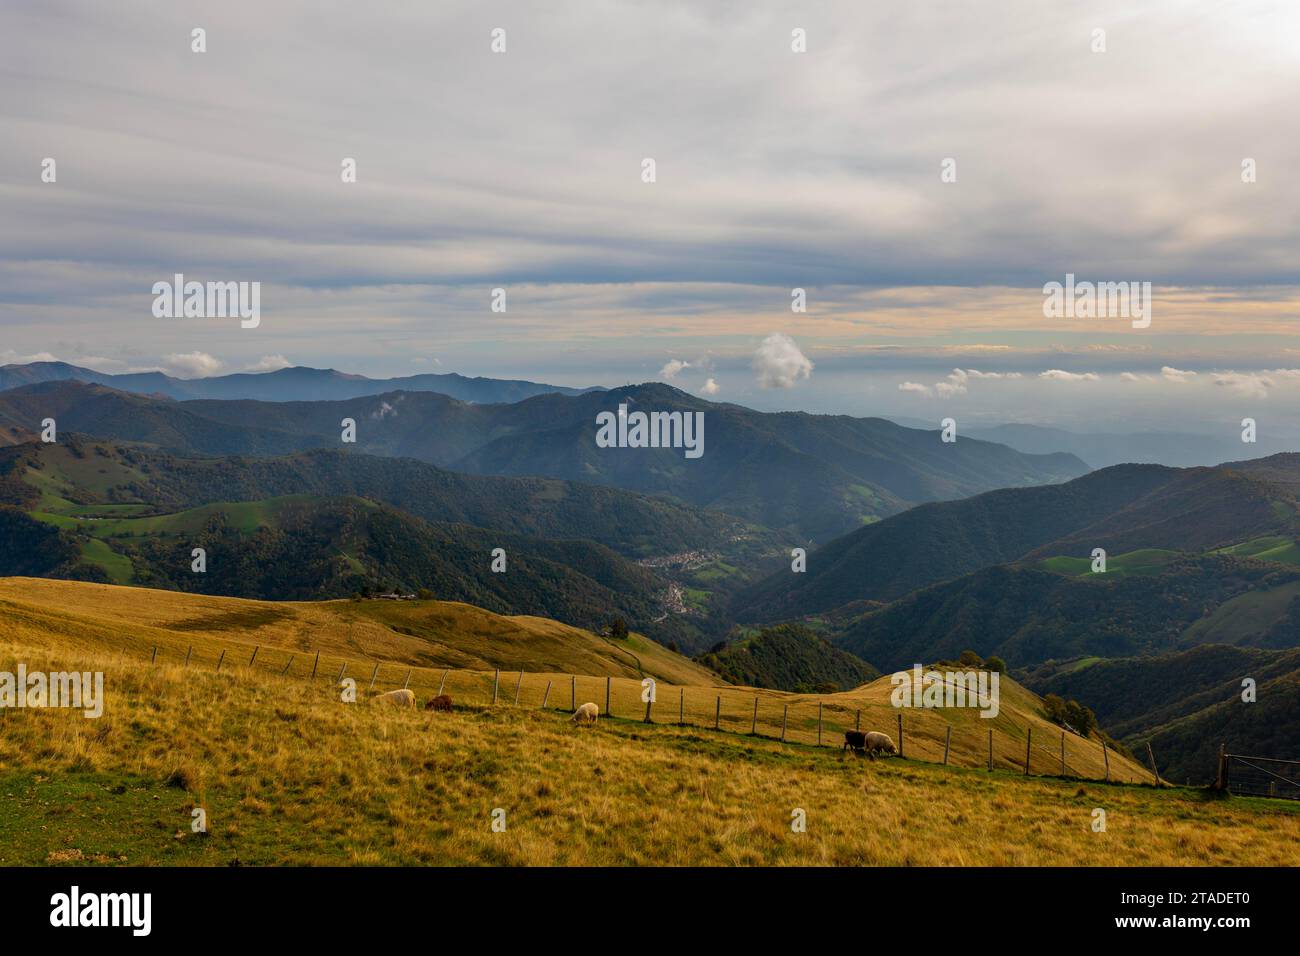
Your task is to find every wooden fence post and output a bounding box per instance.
[514,671,523,705]
[987,728,993,771]
[542,681,552,709]
[368,663,380,691]
[751,697,759,735]
[281,655,294,676]
[336,662,347,683]
[897,712,904,758]
[1146,741,1163,785]
[151,646,157,664]
[605,677,611,717]
[492,669,500,704]
[249,646,259,667]
[781,704,788,742]
[1102,740,1111,782]
[216,649,225,672]
[1060,731,1066,776]
[1215,744,1228,791]
[644,693,653,724]
[1024,727,1032,775]
[714,696,721,731]
[943,725,952,766]
[403,669,411,690]
[437,670,448,696]
[571,675,576,710]
[679,687,684,726]
[184,646,192,667]
[855,710,861,732]
[817,701,823,746]
[310,651,319,679]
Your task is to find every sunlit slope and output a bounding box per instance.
[0,635,1286,866]
[0,579,1150,781]
[0,578,718,686]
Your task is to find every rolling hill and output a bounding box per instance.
[1024,645,1300,785]
[0,439,772,562]
[6,492,701,646]
[0,438,784,650]
[0,380,1087,542]
[12,579,1298,868]
[734,456,1300,623]
[829,555,1300,673]
[695,623,879,693]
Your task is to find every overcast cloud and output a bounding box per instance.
[1,0,1297,425]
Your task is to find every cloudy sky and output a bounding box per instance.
[2,0,1299,431]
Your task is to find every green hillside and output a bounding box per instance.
[696,624,880,693]
[734,457,1300,624]
[1026,646,1300,784]
[830,555,1300,672]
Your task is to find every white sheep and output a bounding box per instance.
[865,731,897,757]
[570,702,600,725]
[373,688,416,708]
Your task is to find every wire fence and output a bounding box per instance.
[130,635,1150,785]
[1219,749,1300,800]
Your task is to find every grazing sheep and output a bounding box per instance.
[425,694,453,712]
[570,702,599,725]
[843,730,867,755]
[373,688,416,708]
[864,730,897,759]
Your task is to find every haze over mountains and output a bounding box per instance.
[0,375,1086,541]
[0,361,595,404]
[2,360,1299,781]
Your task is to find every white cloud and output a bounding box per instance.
[699,377,720,395]
[753,333,813,389]
[1212,372,1270,399]
[246,355,292,373]
[1161,366,1198,382]
[160,352,223,378]
[659,359,691,380]
[1038,369,1100,382]
[911,368,1022,399]
[898,381,932,396]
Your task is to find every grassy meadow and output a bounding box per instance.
[1,579,1298,866]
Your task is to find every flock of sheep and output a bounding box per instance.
[372,688,899,757]
[370,687,600,724]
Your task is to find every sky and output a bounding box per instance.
[2,0,1299,434]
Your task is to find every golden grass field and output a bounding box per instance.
[2,579,1298,866]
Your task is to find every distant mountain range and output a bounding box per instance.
[0,361,596,404]
[0,378,1087,542]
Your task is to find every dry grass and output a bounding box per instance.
[0,579,1153,781]
[0,577,719,685]
[1,633,1298,866]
